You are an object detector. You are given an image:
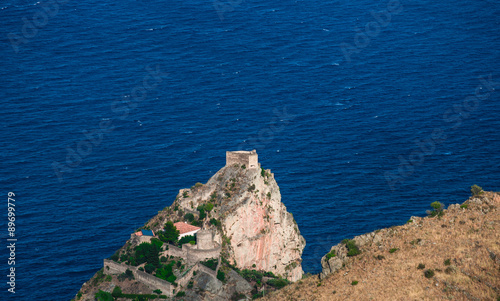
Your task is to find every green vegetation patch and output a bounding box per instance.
[267,278,289,289]
[424,269,435,278]
[200,258,218,270]
[326,250,336,259]
[471,184,483,196]
[343,239,361,257]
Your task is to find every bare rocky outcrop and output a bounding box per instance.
[175,162,306,282]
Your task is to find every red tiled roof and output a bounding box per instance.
[173,222,201,234]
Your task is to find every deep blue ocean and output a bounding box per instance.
[1,0,499,299]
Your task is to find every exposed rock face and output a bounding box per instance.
[176,163,306,281]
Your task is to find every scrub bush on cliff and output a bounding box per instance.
[471,184,483,196]
[427,201,444,218]
[342,239,361,257]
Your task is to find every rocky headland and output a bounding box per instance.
[74,150,305,300]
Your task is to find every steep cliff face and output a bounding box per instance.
[176,164,306,282]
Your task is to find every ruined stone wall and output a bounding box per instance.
[104,259,129,275]
[176,264,197,288]
[196,262,218,278]
[103,260,174,296]
[185,243,221,265]
[165,244,186,258]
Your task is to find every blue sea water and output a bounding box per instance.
[1,0,499,299]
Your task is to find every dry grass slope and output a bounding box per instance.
[261,192,500,301]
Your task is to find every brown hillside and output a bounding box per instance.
[261,192,500,301]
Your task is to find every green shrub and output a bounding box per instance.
[167,274,177,284]
[376,255,385,260]
[460,204,468,209]
[205,202,214,212]
[241,164,246,169]
[247,184,255,192]
[261,168,266,177]
[210,218,221,227]
[187,281,193,289]
[424,269,434,278]
[110,251,119,262]
[95,290,113,301]
[145,263,156,274]
[267,192,271,199]
[198,208,206,220]
[217,270,226,282]
[252,291,264,299]
[471,185,483,196]
[160,256,167,262]
[156,262,175,281]
[153,289,162,294]
[351,280,358,285]
[184,213,195,222]
[326,250,336,259]
[138,267,144,271]
[112,286,122,297]
[267,278,289,289]
[178,235,196,246]
[417,263,425,269]
[176,291,185,297]
[183,191,189,198]
[201,258,218,270]
[444,259,451,266]
[134,242,160,267]
[344,240,361,257]
[76,292,82,300]
[105,275,112,282]
[389,248,398,253]
[239,269,263,282]
[428,202,445,217]
[118,269,135,281]
[195,182,203,188]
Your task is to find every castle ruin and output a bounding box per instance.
[226,150,259,169]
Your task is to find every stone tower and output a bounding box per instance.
[226,150,259,169]
[196,229,214,250]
